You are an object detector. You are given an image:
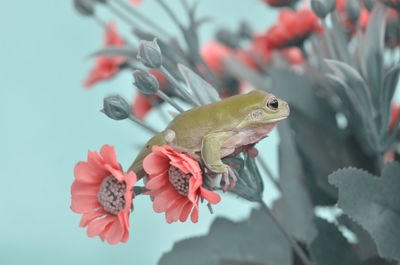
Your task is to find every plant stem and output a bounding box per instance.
[106,1,140,29]
[157,90,185,113]
[159,66,200,106]
[259,200,314,265]
[114,0,170,40]
[256,156,282,193]
[322,18,337,60]
[128,114,158,134]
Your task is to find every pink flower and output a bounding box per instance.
[71,145,137,245]
[129,0,143,6]
[201,41,233,76]
[143,145,221,223]
[263,8,323,49]
[281,47,304,65]
[84,22,126,89]
[336,0,370,34]
[390,104,400,132]
[131,92,154,120]
[200,41,258,97]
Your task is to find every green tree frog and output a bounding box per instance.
[130,90,290,190]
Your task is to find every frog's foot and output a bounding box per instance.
[217,166,237,192]
[206,163,237,191]
[221,166,237,192]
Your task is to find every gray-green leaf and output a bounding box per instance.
[159,208,292,265]
[329,162,400,262]
[178,64,220,105]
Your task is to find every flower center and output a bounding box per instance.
[168,166,192,196]
[97,175,126,215]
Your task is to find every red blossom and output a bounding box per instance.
[261,8,323,50]
[336,0,370,34]
[143,145,221,223]
[252,36,304,66]
[129,0,143,6]
[200,41,258,97]
[71,145,137,245]
[84,22,126,89]
[390,104,400,132]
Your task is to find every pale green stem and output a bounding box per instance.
[157,90,185,113]
[259,201,314,265]
[128,114,158,134]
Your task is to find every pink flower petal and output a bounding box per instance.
[118,212,130,243]
[99,223,112,242]
[145,172,169,190]
[179,201,193,222]
[200,187,221,204]
[153,187,180,213]
[71,195,101,214]
[74,161,104,183]
[71,181,100,196]
[190,206,199,223]
[143,153,170,175]
[100,145,121,171]
[165,197,187,223]
[87,150,109,175]
[79,208,107,227]
[104,164,125,181]
[124,171,137,188]
[86,215,115,238]
[104,218,124,245]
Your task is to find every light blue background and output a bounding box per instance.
[2,1,399,264]
[0,1,281,265]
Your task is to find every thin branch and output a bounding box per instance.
[259,201,314,265]
[128,114,159,134]
[256,156,282,193]
[114,0,171,39]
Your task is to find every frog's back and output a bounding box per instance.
[168,90,268,151]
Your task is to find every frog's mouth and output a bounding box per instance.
[266,116,288,123]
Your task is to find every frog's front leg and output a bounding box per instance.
[201,131,237,191]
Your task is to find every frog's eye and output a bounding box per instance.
[267,97,279,110]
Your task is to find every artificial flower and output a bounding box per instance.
[129,0,143,6]
[84,22,126,89]
[71,145,137,245]
[143,145,221,223]
[390,104,400,132]
[260,8,323,49]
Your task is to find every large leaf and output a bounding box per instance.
[329,162,400,262]
[269,69,377,205]
[178,64,220,105]
[272,121,317,244]
[290,110,378,205]
[361,4,386,99]
[310,218,361,265]
[159,208,292,265]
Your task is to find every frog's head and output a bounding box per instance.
[236,90,290,130]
